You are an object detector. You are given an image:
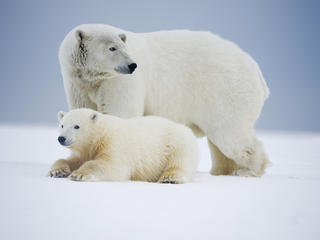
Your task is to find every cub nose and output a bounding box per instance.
[128,63,137,73]
[58,136,66,144]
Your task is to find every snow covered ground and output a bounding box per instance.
[0,125,319,240]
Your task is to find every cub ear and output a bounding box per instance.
[58,111,66,121]
[91,113,98,122]
[119,33,126,43]
[75,29,87,42]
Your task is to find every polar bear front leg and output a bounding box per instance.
[69,159,130,182]
[95,79,144,118]
[65,80,97,110]
[95,86,109,114]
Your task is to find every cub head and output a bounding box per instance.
[74,28,137,75]
[57,109,99,148]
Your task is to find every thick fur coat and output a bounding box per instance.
[49,108,199,183]
[59,24,270,176]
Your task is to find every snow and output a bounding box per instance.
[0,126,320,240]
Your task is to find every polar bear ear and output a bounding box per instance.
[119,33,126,43]
[75,29,87,42]
[91,113,98,122]
[58,111,66,121]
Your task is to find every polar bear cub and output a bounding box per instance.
[48,108,199,183]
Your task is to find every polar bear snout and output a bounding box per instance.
[58,136,66,144]
[58,136,72,146]
[128,63,137,73]
[115,62,137,74]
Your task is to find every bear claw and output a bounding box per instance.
[158,176,182,184]
[232,169,257,177]
[48,168,70,178]
[69,171,95,181]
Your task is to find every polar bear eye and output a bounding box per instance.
[109,47,117,52]
[61,125,63,128]
[74,125,80,129]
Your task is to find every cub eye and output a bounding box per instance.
[109,47,117,52]
[74,125,80,129]
[61,125,63,128]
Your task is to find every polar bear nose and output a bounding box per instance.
[58,136,66,144]
[128,63,137,73]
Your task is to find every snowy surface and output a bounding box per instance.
[0,125,320,240]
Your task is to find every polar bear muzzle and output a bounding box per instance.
[58,136,66,144]
[115,62,137,74]
[58,135,72,146]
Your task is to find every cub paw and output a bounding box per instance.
[158,175,183,184]
[48,166,71,178]
[69,170,96,181]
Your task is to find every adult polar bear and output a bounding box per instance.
[59,24,270,177]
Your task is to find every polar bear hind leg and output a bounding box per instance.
[158,141,197,184]
[208,140,239,175]
[207,129,269,177]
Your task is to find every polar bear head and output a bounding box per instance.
[73,28,137,75]
[57,108,100,149]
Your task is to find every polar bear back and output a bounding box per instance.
[96,114,199,182]
[139,30,269,129]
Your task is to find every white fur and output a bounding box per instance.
[49,108,199,183]
[59,24,270,176]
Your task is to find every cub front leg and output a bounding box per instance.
[69,159,130,182]
[48,156,82,178]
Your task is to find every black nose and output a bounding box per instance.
[128,63,137,73]
[58,136,66,144]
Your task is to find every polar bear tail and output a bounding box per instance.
[257,64,270,101]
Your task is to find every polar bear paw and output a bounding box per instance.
[48,166,71,178]
[232,168,257,177]
[69,170,96,181]
[158,174,184,184]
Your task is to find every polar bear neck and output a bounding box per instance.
[75,68,113,84]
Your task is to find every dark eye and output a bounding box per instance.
[61,125,63,128]
[109,47,117,52]
[74,125,80,129]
